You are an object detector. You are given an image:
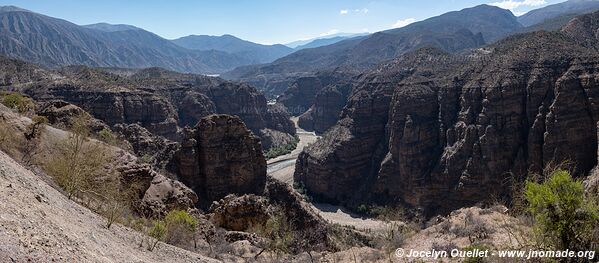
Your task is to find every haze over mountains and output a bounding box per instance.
[224,0,599,96]
[1,1,597,80]
[285,33,369,50]
[171,34,294,64]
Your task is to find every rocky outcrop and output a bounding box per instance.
[36,100,109,133]
[141,174,198,218]
[263,178,329,251]
[4,66,294,145]
[208,178,331,252]
[277,76,323,116]
[298,82,353,133]
[209,194,270,231]
[264,103,295,135]
[177,115,267,203]
[295,27,599,215]
[258,128,296,150]
[112,123,179,172]
[277,72,355,118]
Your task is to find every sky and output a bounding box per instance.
[0,0,567,44]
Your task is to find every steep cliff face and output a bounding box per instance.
[277,72,357,117]
[2,65,294,144]
[298,81,353,133]
[295,28,599,215]
[177,115,267,203]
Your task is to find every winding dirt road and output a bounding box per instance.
[267,117,395,232]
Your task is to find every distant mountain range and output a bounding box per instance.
[171,34,293,64]
[1,1,598,78]
[518,0,599,26]
[83,22,141,32]
[285,33,369,50]
[224,1,599,95]
[0,6,257,74]
[223,5,522,94]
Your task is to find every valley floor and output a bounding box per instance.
[267,117,396,233]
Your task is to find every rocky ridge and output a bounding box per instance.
[0,61,294,149]
[295,15,599,215]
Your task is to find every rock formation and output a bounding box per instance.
[141,174,198,218]
[295,18,599,215]
[298,81,353,133]
[209,194,270,231]
[177,115,267,203]
[0,64,294,147]
[36,100,109,132]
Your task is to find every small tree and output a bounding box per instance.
[0,123,19,154]
[45,113,110,199]
[147,221,167,251]
[97,128,116,145]
[22,115,48,164]
[525,169,599,250]
[99,178,128,229]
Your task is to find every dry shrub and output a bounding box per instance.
[451,210,495,244]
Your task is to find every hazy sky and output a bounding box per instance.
[0,0,567,44]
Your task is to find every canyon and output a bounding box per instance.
[295,13,599,215]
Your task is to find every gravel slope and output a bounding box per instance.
[0,150,219,263]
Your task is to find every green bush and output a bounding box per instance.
[525,169,599,251]
[1,92,34,114]
[163,209,198,245]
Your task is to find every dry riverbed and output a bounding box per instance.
[266,117,397,233]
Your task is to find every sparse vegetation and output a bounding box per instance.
[453,210,495,244]
[374,221,411,253]
[22,115,48,164]
[293,181,313,202]
[264,136,299,159]
[356,204,407,222]
[525,169,599,251]
[134,210,199,252]
[45,114,112,200]
[97,128,116,145]
[249,208,294,255]
[0,92,34,114]
[0,121,20,155]
[463,244,491,263]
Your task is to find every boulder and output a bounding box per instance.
[141,174,198,218]
[209,194,269,231]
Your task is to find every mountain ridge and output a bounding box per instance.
[171,34,293,64]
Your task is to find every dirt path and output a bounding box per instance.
[266,117,394,233]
